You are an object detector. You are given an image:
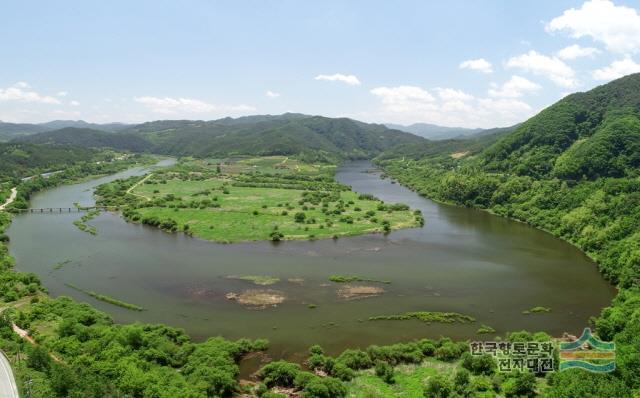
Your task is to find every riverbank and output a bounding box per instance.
[377,157,639,395]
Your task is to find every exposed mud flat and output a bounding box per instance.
[227,289,286,308]
[337,285,385,300]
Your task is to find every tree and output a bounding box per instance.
[27,346,51,372]
[294,212,306,223]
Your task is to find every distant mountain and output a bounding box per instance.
[121,114,424,161]
[378,124,518,161]
[15,114,425,162]
[0,122,49,141]
[15,128,150,152]
[39,120,131,132]
[385,123,483,140]
[0,120,131,141]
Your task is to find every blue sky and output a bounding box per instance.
[1,0,640,127]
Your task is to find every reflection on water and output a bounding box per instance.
[7,160,615,362]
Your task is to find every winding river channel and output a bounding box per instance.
[6,160,615,363]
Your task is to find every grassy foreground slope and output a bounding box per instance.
[378,73,640,396]
[96,156,421,242]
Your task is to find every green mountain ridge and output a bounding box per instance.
[16,114,426,162]
[0,120,131,141]
[482,73,640,179]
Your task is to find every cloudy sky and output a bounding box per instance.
[2,0,640,127]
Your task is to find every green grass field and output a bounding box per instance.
[132,178,417,242]
[96,156,422,243]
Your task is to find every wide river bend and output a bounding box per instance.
[7,160,615,363]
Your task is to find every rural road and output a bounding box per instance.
[0,188,17,211]
[0,350,19,398]
[126,174,153,201]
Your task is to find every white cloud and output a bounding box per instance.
[370,85,535,128]
[314,73,361,86]
[265,90,280,99]
[435,88,474,101]
[134,96,255,115]
[547,0,640,54]
[0,82,61,104]
[370,86,436,115]
[69,100,80,106]
[592,57,640,80]
[556,44,601,60]
[506,50,578,88]
[459,58,493,74]
[488,75,542,98]
[57,91,68,97]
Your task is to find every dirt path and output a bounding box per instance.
[126,174,153,201]
[0,188,17,211]
[11,323,63,363]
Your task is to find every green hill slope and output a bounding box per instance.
[124,114,424,161]
[0,143,96,180]
[15,127,151,152]
[483,73,640,179]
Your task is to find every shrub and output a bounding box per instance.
[424,374,453,398]
[259,361,300,387]
[503,371,536,398]
[336,349,372,370]
[302,377,347,398]
[374,361,395,384]
[331,362,355,381]
[294,212,306,223]
[435,342,466,361]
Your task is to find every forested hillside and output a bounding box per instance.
[482,73,640,179]
[0,143,97,181]
[15,114,425,162]
[378,73,640,397]
[16,127,150,153]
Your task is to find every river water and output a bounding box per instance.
[6,160,615,362]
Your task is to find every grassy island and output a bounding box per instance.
[96,156,421,242]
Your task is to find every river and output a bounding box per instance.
[6,159,615,363]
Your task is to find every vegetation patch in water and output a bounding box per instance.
[65,283,144,311]
[226,275,280,285]
[329,274,391,284]
[72,209,100,235]
[522,306,551,315]
[52,259,72,270]
[476,324,496,334]
[369,311,475,324]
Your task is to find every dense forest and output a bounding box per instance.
[0,143,97,181]
[15,128,151,153]
[378,73,640,397]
